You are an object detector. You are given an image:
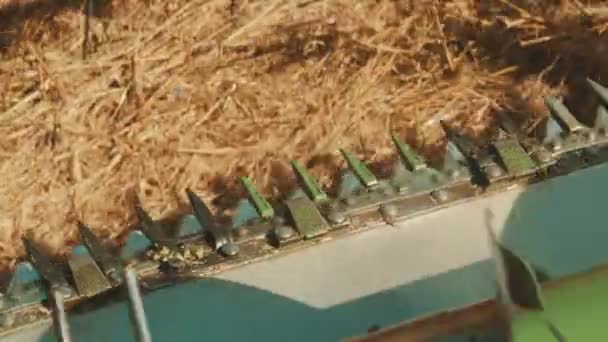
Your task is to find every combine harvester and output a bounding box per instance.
[0,79,608,341]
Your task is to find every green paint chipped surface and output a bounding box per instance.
[291,161,328,203]
[494,140,536,175]
[285,196,329,239]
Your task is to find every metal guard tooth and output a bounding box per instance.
[392,135,426,171]
[340,149,378,187]
[291,161,328,203]
[587,78,608,106]
[544,96,586,134]
[22,238,70,292]
[5,79,608,335]
[68,246,112,298]
[134,205,173,246]
[240,177,274,219]
[78,223,122,285]
[186,189,233,252]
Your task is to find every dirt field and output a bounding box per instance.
[1,0,607,270]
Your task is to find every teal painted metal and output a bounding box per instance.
[2,262,46,310]
[338,170,363,198]
[121,231,152,261]
[174,214,203,237]
[232,198,260,228]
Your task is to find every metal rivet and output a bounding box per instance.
[273,216,286,225]
[0,313,13,328]
[380,204,398,220]
[327,210,346,224]
[235,227,249,237]
[549,139,562,152]
[55,285,73,299]
[585,130,597,142]
[344,196,357,205]
[534,150,552,163]
[431,190,448,202]
[219,242,239,256]
[168,259,187,269]
[447,168,461,180]
[486,164,503,178]
[274,225,295,240]
[382,185,396,196]
[108,271,121,285]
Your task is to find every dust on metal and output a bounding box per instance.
[68,246,112,298]
[78,222,122,285]
[285,196,330,239]
[493,139,537,176]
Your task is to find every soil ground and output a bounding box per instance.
[1,0,607,270]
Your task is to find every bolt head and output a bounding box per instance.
[327,210,346,224]
[549,139,563,152]
[274,225,295,240]
[431,190,448,202]
[54,285,73,299]
[380,204,398,219]
[381,184,396,196]
[344,196,357,205]
[273,216,286,225]
[219,242,239,256]
[585,130,597,142]
[447,168,461,180]
[0,314,13,328]
[486,164,503,178]
[235,227,249,237]
[534,149,552,163]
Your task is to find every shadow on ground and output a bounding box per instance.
[447,1,608,127]
[0,0,111,50]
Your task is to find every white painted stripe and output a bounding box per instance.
[214,187,523,308]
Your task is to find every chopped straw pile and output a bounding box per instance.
[1,0,608,270]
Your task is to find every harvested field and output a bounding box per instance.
[1,0,608,270]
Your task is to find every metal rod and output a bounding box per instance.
[51,288,72,342]
[125,268,152,342]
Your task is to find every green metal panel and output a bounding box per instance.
[512,269,608,341]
